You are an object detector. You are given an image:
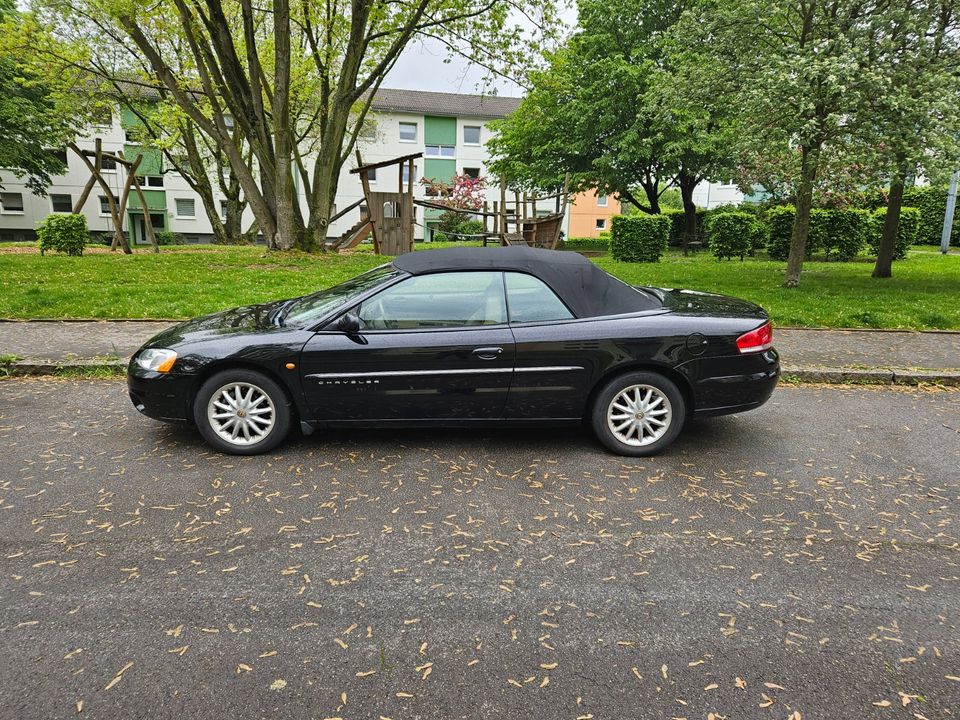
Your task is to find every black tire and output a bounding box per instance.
[193,369,292,455]
[591,371,686,456]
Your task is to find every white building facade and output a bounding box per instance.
[0,88,742,244]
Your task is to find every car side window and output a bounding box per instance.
[505,272,574,323]
[357,271,507,330]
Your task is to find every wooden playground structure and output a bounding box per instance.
[327,152,570,255]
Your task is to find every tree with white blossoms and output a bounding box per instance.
[702,0,889,286]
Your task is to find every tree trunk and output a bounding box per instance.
[784,145,820,287]
[872,158,908,279]
[678,172,698,255]
[638,179,661,215]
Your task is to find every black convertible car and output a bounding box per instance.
[128,247,779,456]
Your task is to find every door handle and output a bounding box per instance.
[472,346,503,360]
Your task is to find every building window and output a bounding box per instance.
[595,218,606,230]
[175,198,196,218]
[98,195,114,215]
[596,194,608,207]
[125,130,138,142]
[91,108,112,127]
[50,194,73,213]
[220,200,228,221]
[463,167,481,180]
[147,176,164,188]
[51,148,69,169]
[367,167,377,183]
[0,192,24,213]
[463,125,481,145]
[401,164,417,184]
[425,144,455,158]
[99,155,117,171]
[399,122,417,142]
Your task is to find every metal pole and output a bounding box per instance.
[941,170,958,254]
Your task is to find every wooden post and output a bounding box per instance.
[499,177,507,245]
[407,158,415,251]
[355,150,380,254]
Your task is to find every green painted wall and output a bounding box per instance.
[124,145,163,175]
[127,189,167,212]
[424,116,456,145]
[424,158,456,185]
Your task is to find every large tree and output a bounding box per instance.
[701,0,886,286]
[862,0,960,278]
[0,0,79,194]
[488,0,733,247]
[42,0,561,250]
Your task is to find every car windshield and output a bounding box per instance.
[282,264,403,328]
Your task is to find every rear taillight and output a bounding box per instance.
[736,321,773,353]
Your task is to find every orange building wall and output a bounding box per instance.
[568,189,621,238]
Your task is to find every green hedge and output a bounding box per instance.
[868,206,920,260]
[766,205,795,260]
[766,205,871,261]
[664,208,709,247]
[705,212,762,260]
[37,214,89,256]
[902,186,960,246]
[563,235,610,251]
[823,208,870,261]
[611,214,670,262]
[862,185,960,246]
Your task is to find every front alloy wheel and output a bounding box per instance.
[194,369,291,455]
[207,382,276,446]
[591,371,685,456]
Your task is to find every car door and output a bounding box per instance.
[502,271,593,419]
[299,271,515,422]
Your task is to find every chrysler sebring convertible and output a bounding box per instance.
[128,247,779,456]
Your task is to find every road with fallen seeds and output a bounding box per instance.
[0,379,958,719]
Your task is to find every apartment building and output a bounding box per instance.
[0,88,741,244]
[567,188,621,237]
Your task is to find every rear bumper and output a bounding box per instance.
[127,362,194,423]
[686,348,780,417]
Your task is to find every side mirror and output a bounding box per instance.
[337,312,361,334]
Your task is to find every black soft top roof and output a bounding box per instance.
[392,246,659,318]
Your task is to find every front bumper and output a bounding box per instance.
[127,360,195,423]
[686,348,780,417]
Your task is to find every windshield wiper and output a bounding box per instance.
[270,298,300,327]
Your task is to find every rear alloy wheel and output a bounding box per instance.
[194,370,291,455]
[591,371,685,456]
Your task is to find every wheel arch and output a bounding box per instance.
[188,360,302,422]
[586,362,695,419]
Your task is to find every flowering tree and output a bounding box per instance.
[419,174,487,210]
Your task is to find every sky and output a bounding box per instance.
[384,3,578,97]
[384,38,525,97]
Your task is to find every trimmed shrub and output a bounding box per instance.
[37,214,88,256]
[611,214,670,262]
[156,230,185,246]
[705,212,754,260]
[563,235,610,252]
[868,206,920,260]
[765,205,795,260]
[664,207,711,247]
[901,186,960,246]
[807,208,831,257]
[822,208,870,261]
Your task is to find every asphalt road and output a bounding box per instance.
[1,380,958,720]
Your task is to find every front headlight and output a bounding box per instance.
[136,348,178,373]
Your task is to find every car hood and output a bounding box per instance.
[641,287,768,320]
[143,299,291,349]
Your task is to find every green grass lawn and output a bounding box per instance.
[1,243,958,329]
